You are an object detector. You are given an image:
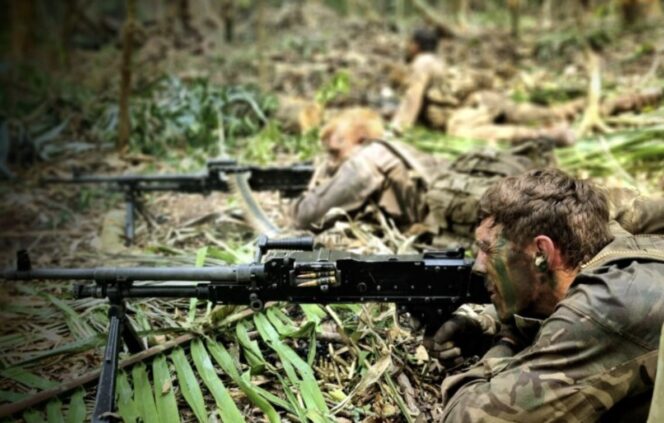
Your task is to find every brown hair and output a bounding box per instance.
[478,168,613,268]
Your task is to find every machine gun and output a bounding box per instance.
[43,160,314,245]
[2,236,488,423]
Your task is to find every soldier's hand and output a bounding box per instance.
[423,314,484,369]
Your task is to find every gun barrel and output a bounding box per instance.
[41,164,314,196]
[43,173,208,184]
[75,284,205,299]
[1,265,257,283]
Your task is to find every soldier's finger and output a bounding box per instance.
[432,321,460,343]
[432,341,455,352]
[437,347,462,361]
[444,356,465,369]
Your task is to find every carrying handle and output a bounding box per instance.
[255,235,315,262]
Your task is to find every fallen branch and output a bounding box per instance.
[578,49,611,136]
[0,333,196,419]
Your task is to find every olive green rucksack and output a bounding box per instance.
[425,141,555,244]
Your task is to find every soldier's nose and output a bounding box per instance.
[472,253,487,275]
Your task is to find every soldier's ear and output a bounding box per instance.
[534,235,562,271]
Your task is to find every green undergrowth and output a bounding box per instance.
[404,116,664,191]
[1,245,407,422]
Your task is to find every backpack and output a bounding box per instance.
[425,141,555,240]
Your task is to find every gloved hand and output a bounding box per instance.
[423,314,485,369]
[422,304,500,369]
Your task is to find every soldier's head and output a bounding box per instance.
[406,28,439,62]
[321,108,384,171]
[473,168,612,321]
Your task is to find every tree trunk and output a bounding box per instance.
[58,0,78,69]
[539,0,553,29]
[256,0,268,91]
[456,0,469,29]
[117,0,136,153]
[221,0,234,43]
[619,0,662,26]
[507,0,520,39]
[411,0,458,38]
[9,0,35,64]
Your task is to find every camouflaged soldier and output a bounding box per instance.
[430,169,664,422]
[291,108,437,231]
[390,28,577,146]
[291,108,554,235]
[293,108,664,240]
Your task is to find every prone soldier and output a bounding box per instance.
[291,108,664,248]
[390,28,663,147]
[432,169,664,421]
[390,27,577,146]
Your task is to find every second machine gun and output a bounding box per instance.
[43,160,314,245]
[2,236,488,422]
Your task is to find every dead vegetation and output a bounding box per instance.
[1,1,663,422]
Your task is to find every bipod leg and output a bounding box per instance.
[91,301,145,422]
[133,197,158,232]
[122,312,146,354]
[91,303,124,423]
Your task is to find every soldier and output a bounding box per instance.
[291,108,556,241]
[390,28,577,146]
[391,29,663,147]
[291,108,437,232]
[293,109,664,243]
[427,168,664,421]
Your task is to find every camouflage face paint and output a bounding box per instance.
[488,236,537,321]
[488,237,519,319]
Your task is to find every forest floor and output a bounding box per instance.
[1,3,663,422]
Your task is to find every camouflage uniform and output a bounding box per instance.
[397,61,576,145]
[291,140,436,230]
[604,187,664,235]
[424,141,555,247]
[292,140,664,239]
[440,234,664,422]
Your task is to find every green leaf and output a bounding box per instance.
[307,326,317,368]
[206,338,281,423]
[240,371,294,414]
[33,119,69,147]
[236,322,266,372]
[131,363,159,423]
[0,367,57,390]
[273,373,307,422]
[0,389,28,402]
[45,295,95,339]
[384,374,416,423]
[191,339,245,423]
[2,335,105,371]
[170,347,208,423]
[152,355,180,423]
[46,399,64,423]
[187,246,209,324]
[23,409,46,423]
[65,389,86,423]
[113,374,136,422]
[254,314,330,423]
[300,305,326,324]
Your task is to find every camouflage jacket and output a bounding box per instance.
[291,140,438,230]
[440,234,664,422]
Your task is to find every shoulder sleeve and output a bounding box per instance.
[441,294,658,422]
[291,148,385,229]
